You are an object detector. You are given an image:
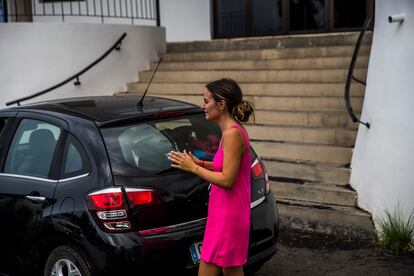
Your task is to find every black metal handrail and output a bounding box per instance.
[344,17,371,129]
[6,32,127,106]
[2,0,159,25]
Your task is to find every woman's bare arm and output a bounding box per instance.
[202,161,214,171]
[189,152,214,171]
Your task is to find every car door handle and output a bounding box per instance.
[25,195,47,203]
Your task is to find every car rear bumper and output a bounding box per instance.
[86,192,278,275]
[248,191,278,264]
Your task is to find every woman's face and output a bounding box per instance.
[202,88,223,121]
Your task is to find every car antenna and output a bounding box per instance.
[137,57,163,106]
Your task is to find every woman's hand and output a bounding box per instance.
[189,151,202,165]
[168,150,198,173]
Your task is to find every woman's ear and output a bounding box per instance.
[218,100,226,112]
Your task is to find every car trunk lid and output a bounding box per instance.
[114,173,209,233]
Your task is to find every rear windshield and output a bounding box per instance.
[101,114,221,176]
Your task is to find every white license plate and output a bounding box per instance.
[189,241,203,263]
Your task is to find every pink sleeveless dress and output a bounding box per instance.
[200,124,251,267]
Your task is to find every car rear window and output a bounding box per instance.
[100,114,221,176]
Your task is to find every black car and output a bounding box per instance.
[0,95,278,276]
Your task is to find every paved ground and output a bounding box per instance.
[255,229,414,276]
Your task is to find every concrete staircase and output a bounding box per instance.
[120,32,374,239]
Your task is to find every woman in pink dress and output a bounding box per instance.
[169,78,254,276]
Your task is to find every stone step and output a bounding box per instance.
[251,141,352,166]
[276,198,373,239]
[161,45,371,62]
[253,110,359,129]
[247,125,356,147]
[139,69,367,83]
[263,160,350,186]
[151,94,363,112]
[151,56,369,71]
[115,92,360,128]
[127,82,365,97]
[114,92,360,126]
[271,182,357,206]
[166,32,372,53]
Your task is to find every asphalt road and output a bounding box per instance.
[255,229,414,276]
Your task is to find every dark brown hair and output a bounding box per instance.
[206,78,254,123]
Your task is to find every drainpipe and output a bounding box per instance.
[388,13,405,23]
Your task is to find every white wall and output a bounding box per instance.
[350,0,414,225]
[159,0,211,42]
[0,23,166,107]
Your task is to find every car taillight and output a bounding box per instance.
[87,187,160,232]
[252,159,263,178]
[252,158,270,194]
[89,189,123,209]
[126,188,160,206]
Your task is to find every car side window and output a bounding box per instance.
[3,119,61,179]
[61,134,90,179]
[0,118,8,151]
[0,118,7,137]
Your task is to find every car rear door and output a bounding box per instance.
[0,111,17,274]
[0,112,67,273]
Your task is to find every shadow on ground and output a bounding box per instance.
[255,228,414,276]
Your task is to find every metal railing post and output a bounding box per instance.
[32,0,36,16]
[13,0,17,21]
[100,0,104,23]
[156,0,160,26]
[61,0,65,22]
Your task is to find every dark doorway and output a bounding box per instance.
[214,0,247,38]
[213,0,373,38]
[333,0,368,29]
[289,0,325,31]
[251,0,283,35]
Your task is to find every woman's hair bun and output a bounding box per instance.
[233,100,254,123]
[206,78,255,123]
